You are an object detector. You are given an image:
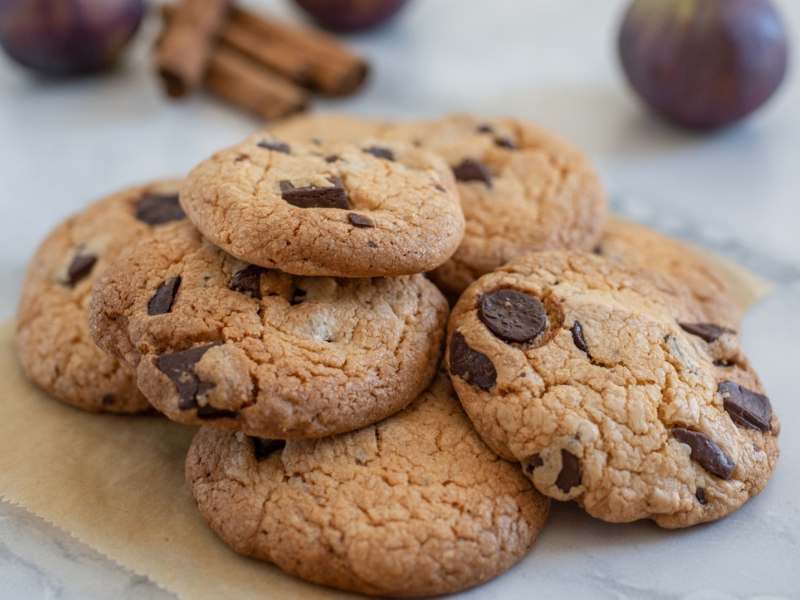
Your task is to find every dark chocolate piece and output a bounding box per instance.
[479,289,547,343]
[148,276,181,315]
[449,332,497,391]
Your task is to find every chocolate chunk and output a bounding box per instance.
[672,428,735,480]
[228,265,265,299]
[713,359,735,368]
[195,405,238,420]
[718,381,772,432]
[555,450,581,493]
[234,153,250,163]
[290,286,307,305]
[148,276,181,315]
[592,244,604,255]
[434,183,446,192]
[324,154,339,163]
[251,437,286,460]
[156,343,221,410]
[65,251,97,286]
[494,136,517,149]
[479,289,547,344]
[257,139,291,154]
[449,331,497,391]
[679,322,735,343]
[571,321,590,355]
[476,123,516,149]
[135,193,185,225]
[696,487,708,505]
[348,213,374,228]
[363,146,395,161]
[452,159,492,187]
[523,453,544,475]
[280,177,350,209]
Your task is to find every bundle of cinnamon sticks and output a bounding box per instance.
[156,0,369,120]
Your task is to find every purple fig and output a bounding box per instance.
[294,0,409,33]
[619,0,789,130]
[0,0,145,77]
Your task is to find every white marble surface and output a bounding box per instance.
[1,1,799,598]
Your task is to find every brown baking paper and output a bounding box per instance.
[0,242,772,600]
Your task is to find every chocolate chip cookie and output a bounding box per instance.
[89,220,448,438]
[186,374,549,597]
[180,133,464,278]
[267,112,391,143]
[595,217,743,327]
[384,114,608,296]
[15,180,186,412]
[446,251,779,528]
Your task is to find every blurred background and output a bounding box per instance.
[0,1,799,598]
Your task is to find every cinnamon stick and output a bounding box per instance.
[221,21,314,88]
[159,3,368,97]
[226,6,368,96]
[156,0,230,98]
[205,48,309,120]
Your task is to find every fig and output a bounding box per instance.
[0,0,145,77]
[618,0,789,130]
[294,0,409,33]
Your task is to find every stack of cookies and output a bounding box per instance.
[15,112,779,597]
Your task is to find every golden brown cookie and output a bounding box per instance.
[15,179,186,413]
[267,112,392,143]
[386,114,608,296]
[446,251,779,528]
[595,217,743,327]
[180,133,464,278]
[186,374,550,597]
[89,220,449,439]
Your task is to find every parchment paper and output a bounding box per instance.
[0,246,772,600]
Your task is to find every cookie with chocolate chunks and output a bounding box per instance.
[186,374,549,597]
[596,217,744,328]
[383,114,608,296]
[89,220,449,439]
[180,133,463,278]
[15,179,185,413]
[268,112,392,145]
[447,251,779,528]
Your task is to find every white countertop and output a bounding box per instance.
[1,1,799,598]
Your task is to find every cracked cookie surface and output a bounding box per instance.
[180,133,464,278]
[446,251,779,527]
[89,220,449,438]
[384,114,607,297]
[595,217,743,328]
[186,374,549,597]
[15,179,186,413]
